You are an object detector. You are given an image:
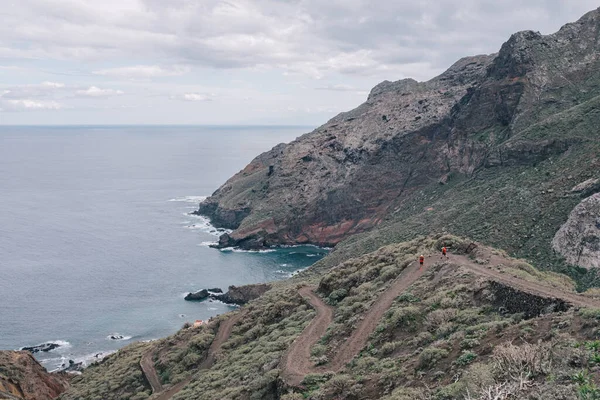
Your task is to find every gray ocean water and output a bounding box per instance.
[0,125,326,370]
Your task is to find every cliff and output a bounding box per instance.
[198,8,600,275]
[0,351,69,400]
[553,192,600,269]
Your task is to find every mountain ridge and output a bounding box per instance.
[197,8,600,283]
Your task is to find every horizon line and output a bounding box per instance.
[0,123,317,128]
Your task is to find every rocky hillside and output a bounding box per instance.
[57,236,600,399]
[0,351,69,400]
[553,192,600,269]
[198,8,600,277]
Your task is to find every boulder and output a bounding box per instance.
[184,289,210,301]
[213,283,271,305]
[553,193,600,269]
[21,343,61,354]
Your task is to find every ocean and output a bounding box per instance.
[0,125,326,371]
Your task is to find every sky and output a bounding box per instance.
[0,0,598,125]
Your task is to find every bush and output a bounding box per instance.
[460,338,480,349]
[461,363,494,397]
[434,381,466,400]
[493,341,554,379]
[318,374,360,398]
[419,347,449,369]
[425,309,458,331]
[398,292,421,303]
[328,288,348,305]
[281,394,304,400]
[391,306,421,330]
[455,350,477,366]
[580,308,600,320]
[384,387,424,400]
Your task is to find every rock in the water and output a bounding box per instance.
[61,359,84,373]
[108,335,124,340]
[213,283,271,305]
[21,343,61,354]
[184,289,210,301]
[207,288,223,293]
[553,193,600,269]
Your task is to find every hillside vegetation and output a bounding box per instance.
[59,236,600,400]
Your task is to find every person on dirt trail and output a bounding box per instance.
[441,246,447,259]
[419,255,424,268]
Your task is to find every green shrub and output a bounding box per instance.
[460,338,480,349]
[455,350,477,366]
[580,309,600,320]
[397,292,421,303]
[328,288,348,305]
[434,381,466,400]
[419,347,449,369]
[391,306,421,330]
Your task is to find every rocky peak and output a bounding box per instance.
[197,8,600,258]
[487,30,543,79]
[367,78,419,101]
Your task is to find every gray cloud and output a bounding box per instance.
[75,86,124,97]
[2,0,598,81]
[93,65,191,79]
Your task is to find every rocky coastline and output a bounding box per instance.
[184,283,271,305]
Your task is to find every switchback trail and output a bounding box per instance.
[327,260,426,371]
[280,287,334,387]
[145,313,242,400]
[281,251,600,387]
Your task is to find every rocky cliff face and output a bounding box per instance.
[553,193,600,269]
[199,8,600,269]
[0,351,69,400]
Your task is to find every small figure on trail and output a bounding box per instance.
[441,246,447,259]
[419,254,425,268]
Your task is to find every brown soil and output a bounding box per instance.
[446,252,600,308]
[327,261,426,371]
[140,351,162,394]
[145,313,242,400]
[280,250,600,387]
[279,287,334,387]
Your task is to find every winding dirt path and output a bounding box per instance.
[140,351,163,393]
[281,251,600,387]
[280,287,334,386]
[144,313,242,400]
[328,260,427,370]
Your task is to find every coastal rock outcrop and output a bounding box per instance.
[197,8,600,262]
[553,192,600,269]
[21,343,61,354]
[184,284,270,304]
[184,289,210,301]
[215,283,271,305]
[0,351,69,400]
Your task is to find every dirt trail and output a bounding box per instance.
[281,251,600,387]
[145,313,242,400]
[325,261,424,371]
[280,287,334,387]
[446,253,600,308]
[140,351,163,393]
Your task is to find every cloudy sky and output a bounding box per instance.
[0,0,598,125]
